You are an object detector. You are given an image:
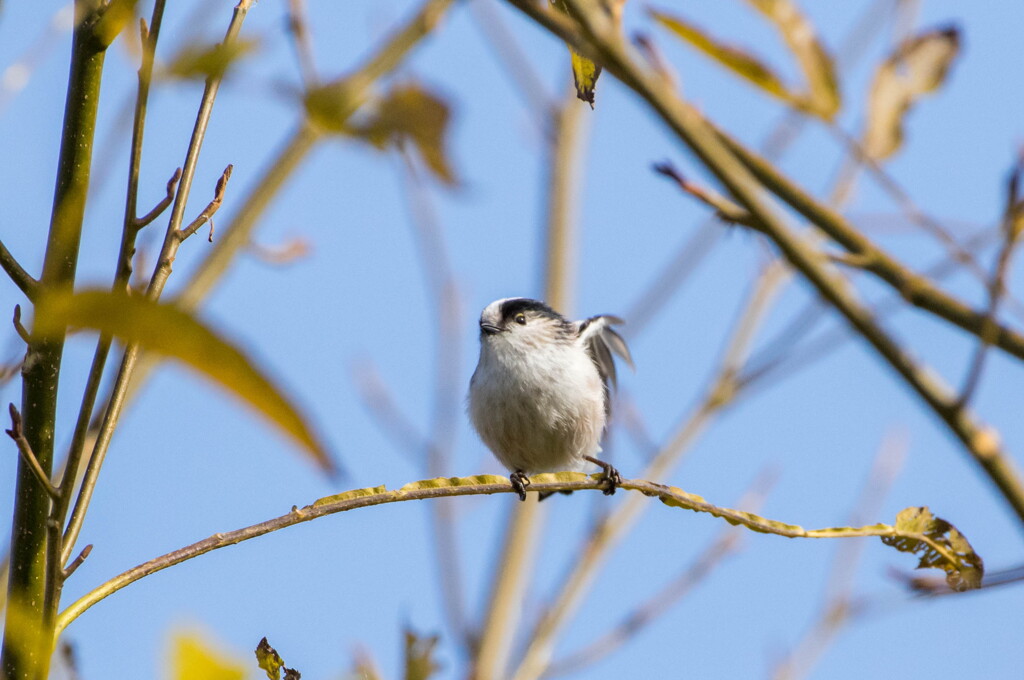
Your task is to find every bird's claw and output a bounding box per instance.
[585,456,621,495]
[510,470,531,501]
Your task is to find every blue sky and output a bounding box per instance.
[2,1,1024,678]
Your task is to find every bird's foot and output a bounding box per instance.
[510,470,531,501]
[584,455,621,495]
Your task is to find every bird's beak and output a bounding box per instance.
[480,323,502,335]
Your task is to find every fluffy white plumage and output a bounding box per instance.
[468,298,633,499]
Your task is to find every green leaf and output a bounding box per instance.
[863,27,960,160]
[171,631,246,680]
[404,628,441,680]
[650,11,794,103]
[346,84,459,185]
[165,39,258,81]
[33,289,335,474]
[743,0,840,119]
[881,506,984,591]
[550,0,604,106]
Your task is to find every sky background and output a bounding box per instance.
[2,0,1024,678]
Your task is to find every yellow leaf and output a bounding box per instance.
[651,11,794,103]
[551,0,603,106]
[743,0,840,119]
[170,631,246,680]
[863,27,960,160]
[347,84,459,185]
[33,289,335,474]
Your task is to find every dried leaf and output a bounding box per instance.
[171,632,246,680]
[165,39,258,81]
[404,628,440,680]
[348,84,458,185]
[863,26,960,160]
[881,506,983,591]
[743,0,840,119]
[255,637,300,680]
[33,289,335,474]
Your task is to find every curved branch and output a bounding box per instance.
[56,473,967,635]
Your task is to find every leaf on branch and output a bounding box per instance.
[863,26,960,160]
[165,39,259,81]
[650,2,840,120]
[550,0,607,107]
[33,289,336,474]
[346,84,459,186]
[89,0,142,48]
[881,506,983,591]
[255,637,300,680]
[404,628,441,680]
[171,631,245,680]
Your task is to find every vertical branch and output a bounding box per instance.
[2,0,109,677]
[474,90,589,679]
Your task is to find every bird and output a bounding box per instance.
[468,297,633,501]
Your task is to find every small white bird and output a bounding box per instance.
[468,297,633,501]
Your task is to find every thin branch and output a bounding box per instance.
[5,404,59,500]
[62,545,92,580]
[653,160,757,228]
[56,473,972,636]
[61,0,255,566]
[12,306,30,344]
[0,240,39,299]
[286,0,319,88]
[956,158,1024,408]
[176,164,232,241]
[133,166,181,230]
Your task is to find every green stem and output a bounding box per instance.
[1,1,107,677]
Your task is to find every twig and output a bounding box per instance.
[956,157,1024,408]
[653,160,757,228]
[61,0,255,567]
[133,166,181,230]
[286,0,319,88]
[176,164,232,241]
[62,545,92,580]
[56,473,972,636]
[12,305,30,344]
[5,404,60,500]
[0,240,39,299]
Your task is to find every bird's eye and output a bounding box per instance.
[514,313,527,325]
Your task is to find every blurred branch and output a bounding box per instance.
[956,156,1024,408]
[476,84,588,680]
[0,240,38,299]
[547,472,775,677]
[772,433,907,680]
[56,472,975,636]
[286,0,319,88]
[396,147,471,649]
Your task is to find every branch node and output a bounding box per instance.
[134,167,182,231]
[177,164,232,241]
